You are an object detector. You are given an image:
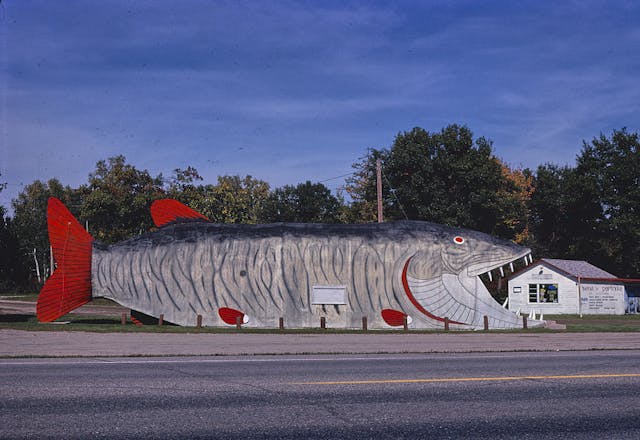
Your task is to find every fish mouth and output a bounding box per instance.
[403,248,534,328]
[466,249,533,279]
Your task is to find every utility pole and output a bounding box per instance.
[376,159,383,223]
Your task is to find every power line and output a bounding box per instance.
[318,172,354,183]
[382,169,409,220]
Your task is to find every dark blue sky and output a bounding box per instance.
[2,0,639,209]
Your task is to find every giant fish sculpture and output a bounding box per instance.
[38,197,542,329]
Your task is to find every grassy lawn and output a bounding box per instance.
[546,314,640,332]
[0,293,40,301]
[0,313,435,334]
[3,313,634,334]
[0,308,551,334]
[1,296,639,333]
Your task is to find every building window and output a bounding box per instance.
[528,284,559,303]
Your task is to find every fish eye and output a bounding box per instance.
[453,236,465,244]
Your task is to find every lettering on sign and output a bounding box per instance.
[580,284,624,314]
[532,274,554,280]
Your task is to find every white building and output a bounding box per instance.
[507,259,640,316]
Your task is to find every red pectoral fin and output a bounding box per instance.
[218,307,245,325]
[381,309,408,327]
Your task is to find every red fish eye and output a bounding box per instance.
[453,236,465,244]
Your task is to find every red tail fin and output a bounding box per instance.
[37,198,93,322]
[150,199,209,227]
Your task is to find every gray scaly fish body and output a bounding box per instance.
[91,220,538,329]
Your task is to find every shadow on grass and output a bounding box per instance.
[70,318,122,325]
[0,314,33,323]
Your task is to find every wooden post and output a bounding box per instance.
[444,317,450,331]
[158,314,164,326]
[523,315,528,330]
[362,316,368,331]
[121,312,126,325]
[376,159,383,223]
[320,316,326,329]
[235,315,242,329]
[483,315,489,331]
[403,316,408,332]
[279,317,284,330]
[196,314,202,328]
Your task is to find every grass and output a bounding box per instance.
[0,313,627,334]
[2,295,640,333]
[0,293,40,301]
[0,310,557,334]
[545,314,640,332]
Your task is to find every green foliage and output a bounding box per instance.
[165,166,205,204]
[189,175,271,224]
[530,129,640,276]
[577,129,639,276]
[347,125,531,240]
[0,207,27,292]
[80,155,164,243]
[262,181,342,223]
[3,126,638,293]
[9,179,78,289]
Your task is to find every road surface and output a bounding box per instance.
[2,350,640,439]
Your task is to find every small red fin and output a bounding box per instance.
[381,309,408,327]
[37,198,93,322]
[150,199,209,227]
[218,307,245,325]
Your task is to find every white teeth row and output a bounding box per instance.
[484,254,533,281]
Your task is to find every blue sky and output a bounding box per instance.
[2,0,639,211]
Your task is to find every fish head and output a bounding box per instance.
[406,223,531,280]
[402,222,534,328]
[440,227,530,278]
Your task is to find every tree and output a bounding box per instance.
[347,125,530,240]
[10,179,77,288]
[165,166,205,205]
[262,181,343,223]
[528,129,640,276]
[0,206,26,292]
[196,175,270,224]
[576,129,640,276]
[80,156,164,243]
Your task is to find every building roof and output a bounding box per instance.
[507,258,640,284]
[540,258,617,279]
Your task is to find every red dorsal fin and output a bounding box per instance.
[37,198,93,322]
[150,199,209,227]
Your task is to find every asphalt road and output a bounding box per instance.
[2,351,640,439]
